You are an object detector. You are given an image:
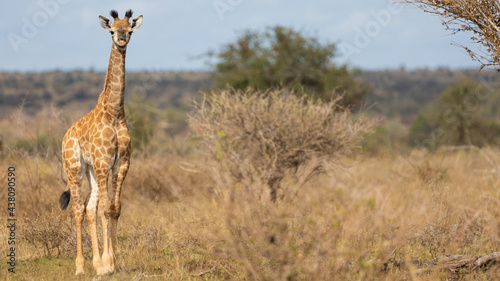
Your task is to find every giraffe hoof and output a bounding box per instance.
[97,268,114,276]
[75,256,85,276]
[97,264,115,276]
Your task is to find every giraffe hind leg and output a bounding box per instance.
[86,165,104,275]
[64,176,86,276]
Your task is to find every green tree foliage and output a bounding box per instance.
[362,118,409,155]
[209,26,370,106]
[409,78,500,148]
[125,93,155,151]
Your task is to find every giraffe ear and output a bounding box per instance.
[99,16,112,30]
[130,15,143,31]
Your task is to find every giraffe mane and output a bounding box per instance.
[110,10,119,19]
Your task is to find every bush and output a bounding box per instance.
[125,93,155,151]
[190,88,372,201]
[409,78,500,148]
[362,118,409,155]
[21,211,82,256]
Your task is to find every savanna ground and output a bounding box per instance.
[1,97,500,281]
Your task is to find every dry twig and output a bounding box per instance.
[189,265,218,277]
[402,0,500,69]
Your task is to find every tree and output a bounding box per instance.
[404,0,500,69]
[125,93,154,151]
[208,26,370,106]
[190,88,372,201]
[409,78,500,147]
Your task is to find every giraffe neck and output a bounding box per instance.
[98,43,127,118]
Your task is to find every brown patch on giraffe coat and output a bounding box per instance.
[95,149,102,158]
[102,127,114,139]
[91,143,98,153]
[98,147,108,157]
[103,140,112,148]
[94,138,103,146]
[83,142,91,155]
[81,123,88,132]
[64,149,74,158]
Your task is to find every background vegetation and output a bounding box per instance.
[206,26,370,107]
[1,25,500,280]
[409,78,500,148]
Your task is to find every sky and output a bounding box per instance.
[0,0,483,72]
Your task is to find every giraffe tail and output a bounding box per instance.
[59,189,71,210]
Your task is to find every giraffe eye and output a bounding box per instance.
[110,31,115,35]
[128,31,133,35]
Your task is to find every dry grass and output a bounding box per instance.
[0,94,499,280]
[1,146,500,280]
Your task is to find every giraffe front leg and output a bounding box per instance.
[98,199,115,275]
[109,156,130,267]
[95,166,115,275]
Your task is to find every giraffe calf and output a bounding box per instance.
[60,9,142,276]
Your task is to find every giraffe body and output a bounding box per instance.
[60,10,142,276]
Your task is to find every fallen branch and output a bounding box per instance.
[131,273,167,280]
[474,252,500,270]
[383,252,500,273]
[429,254,478,272]
[189,265,218,277]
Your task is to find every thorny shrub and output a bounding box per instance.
[190,88,372,201]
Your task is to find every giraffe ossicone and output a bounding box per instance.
[60,9,142,276]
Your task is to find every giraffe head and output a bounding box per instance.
[99,10,143,49]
